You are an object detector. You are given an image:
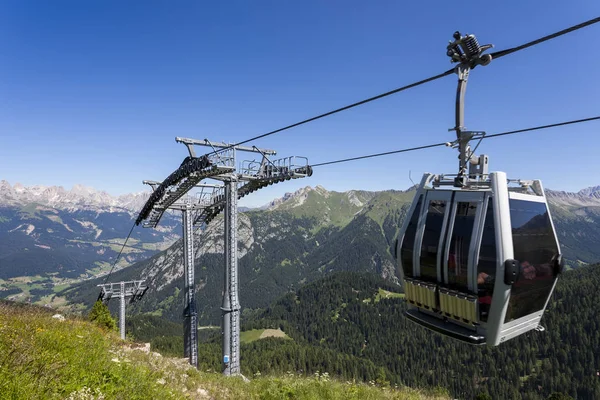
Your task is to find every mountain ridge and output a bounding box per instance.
[0,180,149,214]
[4,179,600,215]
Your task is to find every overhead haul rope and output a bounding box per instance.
[102,222,136,284]
[232,69,455,146]
[311,116,600,167]
[209,16,600,152]
[489,16,600,60]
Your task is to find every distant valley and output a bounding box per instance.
[0,181,180,305]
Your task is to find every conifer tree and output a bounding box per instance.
[88,300,117,331]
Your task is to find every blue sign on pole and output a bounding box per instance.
[224,355,229,363]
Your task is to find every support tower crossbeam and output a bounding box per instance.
[97,280,148,340]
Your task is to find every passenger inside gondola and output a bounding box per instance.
[477,200,496,321]
[505,200,559,322]
[477,272,494,319]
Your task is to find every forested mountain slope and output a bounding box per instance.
[243,267,600,399]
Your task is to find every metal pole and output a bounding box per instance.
[454,64,471,187]
[182,209,190,359]
[222,178,240,375]
[222,180,232,375]
[183,204,198,368]
[229,179,240,375]
[119,282,125,340]
[454,65,467,138]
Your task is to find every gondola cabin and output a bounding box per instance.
[396,171,563,346]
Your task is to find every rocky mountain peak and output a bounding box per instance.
[546,185,600,207]
[313,185,330,197]
[71,184,97,195]
[0,181,150,213]
[578,185,600,198]
[264,186,316,210]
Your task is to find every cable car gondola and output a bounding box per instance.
[395,32,563,346]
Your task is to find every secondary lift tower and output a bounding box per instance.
[142,181,223,368]
[97,280,148,340]
[136,137,312,375]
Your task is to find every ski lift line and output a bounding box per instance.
[195,68,453,159]
[232,69,455,146]
[102,222,137,285]
[312,142,448,167]
[484,116,600,139]
[203,17,599,155]
[311,115,600,167]
[490,16,600,60]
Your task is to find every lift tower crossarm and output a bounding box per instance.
[97,280,148,340]
[193,156,313,226]
[175,137,277,156]
[160,184,225,211]
[136,155,235,228]
[142,180,162,191]
[143,181,224,196]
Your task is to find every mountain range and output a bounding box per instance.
[0,181,180,303]
[57,182,600,325]
[0,180,150,213]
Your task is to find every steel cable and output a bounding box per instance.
[102,222,136,284]
[312,116,600,167]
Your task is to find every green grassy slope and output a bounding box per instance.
[0,300,449,400]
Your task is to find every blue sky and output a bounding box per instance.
[1,1,599,207]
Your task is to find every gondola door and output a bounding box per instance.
[414,190,453,285]
[442,191,486,294]
[436,191,487,327]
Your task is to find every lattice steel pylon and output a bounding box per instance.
[97,280,148,340]
[136,137,313,375]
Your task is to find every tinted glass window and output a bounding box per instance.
[505,199,559,322]
[477,199,496,322]
[419,200,447,283]
[400,195,422,278]
[447,202,477,293]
